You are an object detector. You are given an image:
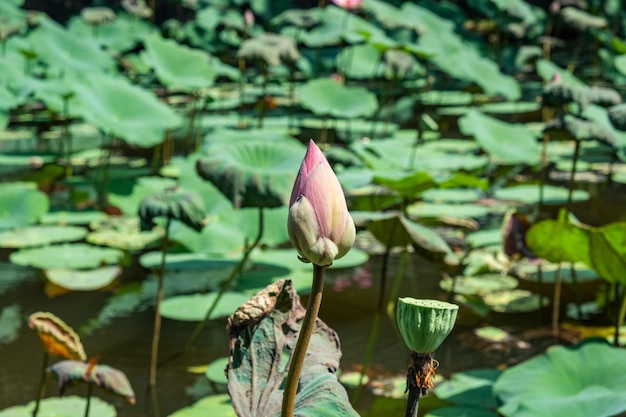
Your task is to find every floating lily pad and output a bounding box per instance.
[466,229,502,249]
[408,202,490,219]
[434,368,501,409]
[494,341,626,417]
[479,101,541,115]
[168,394,236,417]
[474,326,511,343]
[0,304,21,345]
[512,260,599,284]
[139,251,237,272]
[0,226,86,248]
[44,266,121,291]
[298,78,378,119]
[439,274,518,295]
[205,357,229,386]
[160,292,250,321]
[422,188,482,203]
[0,396,116,417]
[88,216,163,251]
[41,211,107,226]
[482,289,546,313]
[424,407,499,417]
[0,183,49,230]
[10,244,124,270]
[494,185,589,205]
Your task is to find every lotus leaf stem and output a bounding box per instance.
[185,207,264,350]
[149,216,171,390]
[32,352,49,417]
[565,139,581,211]
[281,264,325,417]
[84,382,93,417]
[552,263,562,340]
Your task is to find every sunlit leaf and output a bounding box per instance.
[168,394,236,417]
[0,225,86,248]
[434,368,501,409]
[299,78,378,119]
[28,312,87,360]
[0,396,116,417]
[160,292,251,321]
[494,341,626,417]
[11,244,123,270]
[0,183,49,230]
[44,266,121,291]
[73,74,182,147]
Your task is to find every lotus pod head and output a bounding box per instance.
[396,297,458,353]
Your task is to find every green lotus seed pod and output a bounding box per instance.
[396,297,458,353]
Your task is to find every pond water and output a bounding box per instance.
[0,242,579,417]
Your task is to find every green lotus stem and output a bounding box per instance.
[552,263,562,340]
[570,263,583,320]
[238,58,246,127]
[566,139,581,211]
[149,216,171,389]
[32,352,49,417]
[613,284,626,346]
[281,264,326,417]
[258,64,269,129]
[84,382,93,417]
[185,92,199,153]
[185,207,264,350]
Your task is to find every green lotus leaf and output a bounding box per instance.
[45,266,121,291]
[0,225,85,248]
[336,44,381,79]
[482,289,546,313]
[373,171,437,198]
[408,202,490,219]
[479,101,541,115]
[271,8,322,28]
[544,115,618,147]
[205,357,229,386]
[142,33,216,91]
[73,74,182,148]
[434,367,501,409]
[299,78,378,119]
[0,396,116,417]
[608,103,626,131]
[10,243,124,270]
[108,177,177,216]
[581,104,626,149]
[237,33,300,66]
[494,341,626,417]
[560,6,607,32]
[139,187,206,232]
[196,137,304,208]
[88,216,163,251]
[0,304,21,345]
[424,407,499,417]
[466,229,502,249]
[439,274,518,295]
[421,188,481,204]
[493,184,589,205]
[0,182,49,230]
[589,222,626,285]
[526,218,591,265]
[0,261,32,296]
[512,260,599,284]
[169,394,236,417]
[418,91,474,107]
[459,110,540,165]
[27,16,115,74]
[68,12,155,52]
[160,292,251,321]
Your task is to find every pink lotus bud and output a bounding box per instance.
[331,0,363,9]
[244,9,255,27]
[288,140,355,267]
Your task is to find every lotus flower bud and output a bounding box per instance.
[331,0,363,9]
[288,140,355,267]
[396,298,458,353]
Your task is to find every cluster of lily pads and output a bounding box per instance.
[1,0,626,415]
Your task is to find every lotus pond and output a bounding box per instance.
[2,0,626,416]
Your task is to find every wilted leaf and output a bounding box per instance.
[28,312,87,360]
[227,279,359,417]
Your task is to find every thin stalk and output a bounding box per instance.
[405,387,421,417]
[257,65,269,129]
[281,264,326,417]
[566,139,581,211]
[552,263,562,340]
[185,92,199,154]
[149,216,172,389]
[570,264,582,320]
[238,58,246,128]
[185,208,265,350]
[616,285,626,346]
[62,97,72,179]
[83,382,93,417]
[32,352,49,417]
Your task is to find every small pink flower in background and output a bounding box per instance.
[244,9,255,27]
[331,0,363,9]
[288,140,356,267]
